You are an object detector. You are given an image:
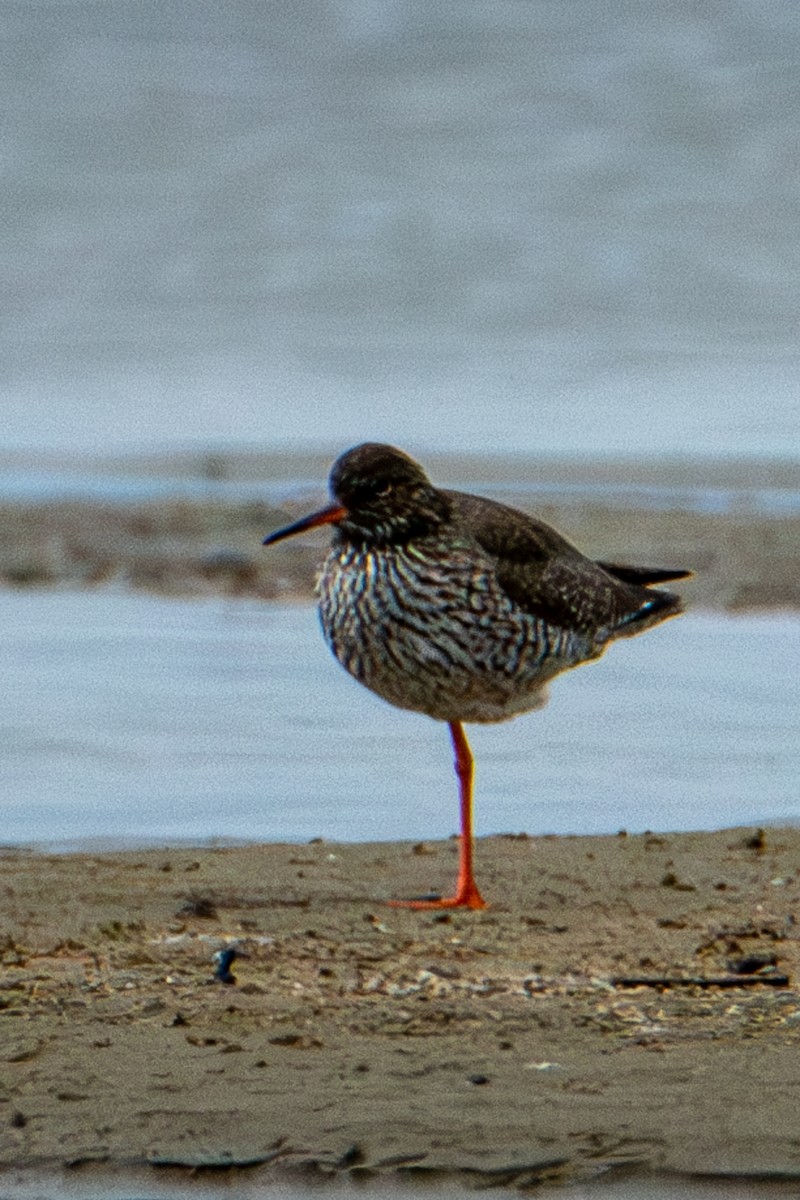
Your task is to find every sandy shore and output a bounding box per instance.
[2,493,799,613]
[1,449,799,610]
[2,829,799,1189]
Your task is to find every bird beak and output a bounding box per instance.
[262,503,348,546]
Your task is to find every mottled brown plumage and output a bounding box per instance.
[264,443,690,909]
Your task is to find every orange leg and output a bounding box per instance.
[388,720,488,910]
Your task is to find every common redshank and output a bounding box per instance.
[263,443,689,910]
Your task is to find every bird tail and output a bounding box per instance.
[613,586,684,638]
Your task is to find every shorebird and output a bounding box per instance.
[263,443,689,910]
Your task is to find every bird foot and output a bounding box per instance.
[387,883,487,911]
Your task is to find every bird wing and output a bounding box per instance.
[444,490,683,635]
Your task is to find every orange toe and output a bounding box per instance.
[387,882,488,911]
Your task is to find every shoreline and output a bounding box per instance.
[2,829,799,1187]
[2,493,799,612]
[2,448,798,609]
[2,444,799,490]
[3,1166,800,1199]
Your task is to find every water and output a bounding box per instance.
[5,14,798,1196]
[3,590,797,850]
[1,1172,799,1200]
[3,1,800,460]
[2,465,800,520]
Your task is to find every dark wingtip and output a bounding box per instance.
[599,562,693,586]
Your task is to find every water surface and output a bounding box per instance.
[4,2,800,459]
[3,590,797,849]
[2,1171,799,1200]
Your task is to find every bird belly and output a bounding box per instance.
[317,545,593,724]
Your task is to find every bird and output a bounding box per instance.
[263,443,690,910]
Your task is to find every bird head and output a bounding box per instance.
[263,443,449,548]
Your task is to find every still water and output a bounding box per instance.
[1,1170,799,1199]
[3,590,798,850]
[4,2,800,459]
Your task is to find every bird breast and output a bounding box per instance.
[316,539,593,724]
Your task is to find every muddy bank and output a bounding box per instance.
[1,829,799,1188]
[1,492,798,611]
[1,448,799,609]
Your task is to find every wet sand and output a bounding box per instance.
[6,492,799,611]
[2,829,799,1189]
[1,449,799,610]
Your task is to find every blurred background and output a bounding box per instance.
[3,1,798,848]
[3,0,799,460]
